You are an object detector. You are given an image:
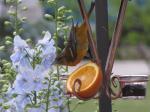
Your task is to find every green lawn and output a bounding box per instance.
[69,99,98,112]
[112,81,150,112]
[70,81,150,112]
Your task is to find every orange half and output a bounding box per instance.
[66,62,103,99]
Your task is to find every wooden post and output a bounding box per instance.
[95,0,112,112]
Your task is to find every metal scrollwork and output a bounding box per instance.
[110,76,122,100]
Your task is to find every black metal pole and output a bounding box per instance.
[95,0,112,112]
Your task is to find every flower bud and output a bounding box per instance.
[56,27,61,32]
[4,21,11,26]
[3,105,10,110]
[5,0,15,4]
[1,60,7,64]
[12,93,18,98]
[48,0,55,3]
[0,46,5,51]
[44,14,53,21]
[5,41,12,45]
[57,16,62,20]
[42,31,46,36]
[22,6,28,11]
[78,100,84,104]
[66,10,72,13]
[67,16,73,20]
[13,32,17,36]
[0,80,7,85]
[18,0,22,4]
[58,6,66,12]
[4,63,11,68]
[5,36,12,41]
[53,98,59,101]
[53,105,59,109]
[21,17,27,22]
[8,10,16,16]
[62,26,69,30]
[19,28,24,34]
[26,38,32,44]
[3,84,9,90]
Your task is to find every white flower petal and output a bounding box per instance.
[38,31,52,45]
[15,94,30,112]
[14,35,28,49]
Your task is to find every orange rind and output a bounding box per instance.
[66,62,103,99]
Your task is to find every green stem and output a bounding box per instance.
[15,0,19,34]
[67,97,71,112]
[33,91,37,104]
[54,1,60,80]
[56,65,60,80]
[45,78,51,112]
[28,94,34,105]
[32,57,35,69]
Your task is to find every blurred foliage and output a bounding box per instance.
[41,0,150,46]
[109,0,150,46]
[0,59,16,94]
[0,0,150,53]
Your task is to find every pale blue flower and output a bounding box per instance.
[6,87,16,98]
[12,70,47,93]
[49,96,68,112]
[38,31,54,45]
[38,31,56,71]
[10,35,29,67]
[41,54,56,70]
[10,50,29,71]
[0,98,3,111]
[8,31,59,111]
[10,36,32,72]
[0,98,3,103]
[28,105,45,112]
[48,81,68,112]
[1,99,17,112]
[38,31,56,59]
[11,31,56,73]
[13,35,28,50]
[12,74,33,93]
[3,94,30,112]
[15,93,31,112]
[3,93,31,112]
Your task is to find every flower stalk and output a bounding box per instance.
[15,0,19,35]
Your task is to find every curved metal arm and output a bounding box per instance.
[77,0,101,65]
[72,79,92,100]
[104,0,128,100]
[71,76,122,100]
[70,0,129,100]
[109,76,122,100]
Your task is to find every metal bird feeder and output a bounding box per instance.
[61,0,150,101]
[111,75,149,99]
[104,0,150,100]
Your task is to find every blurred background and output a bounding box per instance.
[0,0,150,112]
[1,0,150,76]
[0,0,150,60]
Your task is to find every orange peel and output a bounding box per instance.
[66,62,103,99]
